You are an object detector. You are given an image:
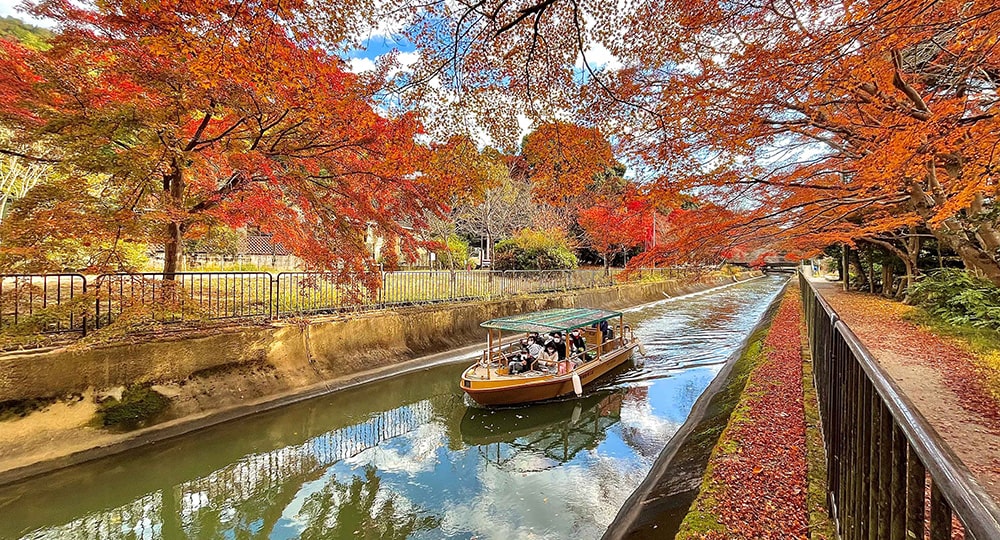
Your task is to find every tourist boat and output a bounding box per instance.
[460,308,642,406]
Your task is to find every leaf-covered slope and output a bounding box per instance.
[0,16,51,50]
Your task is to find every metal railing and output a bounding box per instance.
[0,268,698,339]
[800,272,1000,539]
[0,273,88,335]
[93,272,273,329]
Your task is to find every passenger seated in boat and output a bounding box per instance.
[534,344,559,372]
[569,329,592,361]
[508,352,530,375]
[527,336,544,360]
[599,320,613,342]
[552,334,567,360]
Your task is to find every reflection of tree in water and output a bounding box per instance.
[465,391,625,471]
[297,466,440,540]
[178,465,324,539]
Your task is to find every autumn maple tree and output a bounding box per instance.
[0,0,445,279]
[577,195,652,274]
[521,122,616,206]
[379,0,1000,282]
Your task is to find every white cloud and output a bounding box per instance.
[517,113,534,145]
[383,49,420,78]
[578,41,623,71]
[439,451,647,540]
[345,422,446,475]
[348,57,377,73]
[396,51,420,68]
[0,0,55,28]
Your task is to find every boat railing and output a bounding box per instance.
[568,343,601,365]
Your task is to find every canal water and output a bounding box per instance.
[0,276,788,540]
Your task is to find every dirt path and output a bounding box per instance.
[813,282,1000,503]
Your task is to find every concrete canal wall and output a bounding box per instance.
[0,271,761,487]
[0,272,758,405]
[603,277,788,539]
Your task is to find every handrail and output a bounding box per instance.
[799,272,1000,539]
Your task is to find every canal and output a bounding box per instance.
[0,275,788,540]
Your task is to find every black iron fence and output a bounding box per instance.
[800,273,1000,539]
[0,268,694,338]
[93,272,274,329]
[0,273,88,335]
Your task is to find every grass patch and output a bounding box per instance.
[675,315,771,538]
[904,308,1000,403]
[0,396,59,421]
[97,385,170,429]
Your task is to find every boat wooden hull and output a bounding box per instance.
[461,343,638,406]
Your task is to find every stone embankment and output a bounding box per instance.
[605,280,832,539]
[673,284,822,538]
[0,271,759,485]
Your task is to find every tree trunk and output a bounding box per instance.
[971,192,1000,254]
[162,163,186,280]
[866,246,875,293]
[882,265,893,297]
[163,222,183,278]
[910,167,1000,286]
[842,243,850,291]
[903,225,920,293]
[850,248,868,290]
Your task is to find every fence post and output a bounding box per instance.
[270,275,278,319]
[94,276,101,330]
[81,277,88,336]
[379,271,386,306]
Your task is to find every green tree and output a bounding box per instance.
[493,228,578,270]
[433,233,470,270]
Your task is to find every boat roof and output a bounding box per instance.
[481,308,622,333]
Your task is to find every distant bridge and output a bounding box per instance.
[761,261,799,274]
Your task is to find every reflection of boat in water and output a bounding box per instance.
[461,308,642,406]
[460,389,626,467]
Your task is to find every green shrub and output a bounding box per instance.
[98,385,170,428]
[908,269,1000,329]
[492,229,578,271]
[434,234,470,269]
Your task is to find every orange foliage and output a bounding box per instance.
[0,0,447,277]
[395,0,1000,280]
[522,122,615,205]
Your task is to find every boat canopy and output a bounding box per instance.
[481,308,622,333]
